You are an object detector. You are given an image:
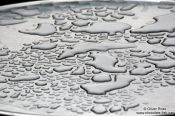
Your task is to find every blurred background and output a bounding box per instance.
[0,0,167,6]
[0,0,40,6]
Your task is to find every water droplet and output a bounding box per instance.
[71,66,85,75]
[0,19,26,26]
[0,93,7,98]
[72,20,90,27]
[31,42,57,50]
[9,73,40,82]
[131,13,175,33]
[93,98,112,104]
[80,76,135,95]
[120,4,137,11]
[146,59,175,69]
[19,23,56,36]
[0,49,9,56]
[162,37,175,46]
[53,65,73,73]
[91,73,112,82]
[109,106,121,113]
[129,63,154,75]
[122,103,139,111]
[118,11,135,16]
[58,42,136,60]
[71,22,131,35]
[35,81,47,86]
[12,8,40,17]
[0,77,7,83]
[166,79,175,85]
[91,105,107,114]
[59,23,73,31]
[10,92,21,98]
[130,52,150,58]
[111,13,124,19]
[147,38,161,44]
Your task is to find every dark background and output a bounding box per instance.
[0,0,40,6]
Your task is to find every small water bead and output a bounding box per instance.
[91,105,107,114]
